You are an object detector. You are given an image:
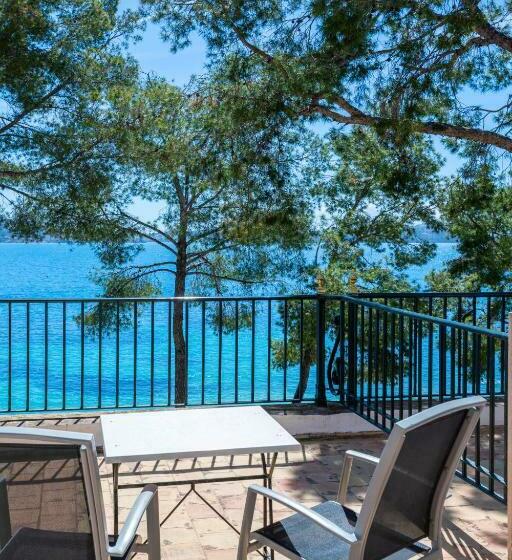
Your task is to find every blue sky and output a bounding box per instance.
[121,0,207,86]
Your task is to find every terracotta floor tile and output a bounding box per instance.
[95,435,507,560]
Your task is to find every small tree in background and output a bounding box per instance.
[4,77,317,402]
[272,127,442,399]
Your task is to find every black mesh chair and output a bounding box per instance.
[0,428,160,560]
[237,396,486,560]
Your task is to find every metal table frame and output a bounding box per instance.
[112,452,278,558]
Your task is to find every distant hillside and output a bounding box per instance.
[0,225,455,243]
[0,228,63,243]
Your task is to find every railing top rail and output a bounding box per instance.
[0,295,317,304]
[1,290,512,303]
[332,294,509,340]
[356,291,512,298]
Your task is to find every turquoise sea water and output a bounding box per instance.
[0,242,458,411]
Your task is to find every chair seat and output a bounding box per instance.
[254,501,430,560]
[254,501,355,560]
[0,527,136,560]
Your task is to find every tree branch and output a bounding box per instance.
[310,101,512,153]
[0,182,40,202]
[187,269,262,284]
[0,81,70,135]
[118,209,178,249]
[463,0,512,54]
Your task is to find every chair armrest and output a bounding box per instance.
[247,485,357,545]
[108,485,159,558]
[338,450,379,504]
[345,450,380,466]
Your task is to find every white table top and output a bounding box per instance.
[101,406,301,463]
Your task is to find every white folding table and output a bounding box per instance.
[101,406,301,546]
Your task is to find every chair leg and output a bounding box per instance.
[237,490,257,560]
[146,489,161,560]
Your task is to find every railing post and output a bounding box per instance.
[507,313,512,560]
[347,301,357,407]
[315,294,327,407]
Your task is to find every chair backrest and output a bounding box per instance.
[0,428,108,560]
[356,396,486,560]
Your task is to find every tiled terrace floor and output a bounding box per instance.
[98,434,507,560]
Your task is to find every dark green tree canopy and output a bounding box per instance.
[144,0,512,290]
[144,0,512,152]
[0,0,139,218]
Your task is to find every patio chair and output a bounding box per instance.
[237,395,486,560]
[0,427,160,560]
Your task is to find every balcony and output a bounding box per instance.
[0,291,509,558]
[0,413,506,559]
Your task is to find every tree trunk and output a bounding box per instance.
[173,245,187,404]
[293,356,314,402]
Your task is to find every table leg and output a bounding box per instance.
[261,453,278,560]
[268,453,278,526]
[112,463,120,537]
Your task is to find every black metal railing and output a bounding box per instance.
[358,291,512,332]
[0,296,324,413]
[0,292,508,503]
[330,295,508,502]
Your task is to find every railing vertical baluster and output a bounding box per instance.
[7,303,11,412]
[235,301,239,403]
[399,300,404,419]
[116,301,120,408]
[450,325,456,399]
[475,333,482,487]
[487,296,492,395]
[218,300,222,404]
[367,306,373,416]
[315,294,327,407]
[150,301,155,407]
[339,300,345,404]
[44,302,48,411]
[267,300,271,403]
[382,310,388,429]
[167,301,172,406]
[488,335,495,495]
[462,329,469,479]
[359,304,365,415]
[62,303,66,409]
[439,323,446,404]
[501,296,506,392]
[80,302,84,409]
[133,302,137,407]
[390,313,396,423]
[374,309,380,424]
[185,301,189,406]
[413,299,418,397]
[417,320,423,412]
[457,297,463,394]
[98,301,103,408]
[251,300,256,403]
[201,301,206,405]
[428,297,433,407]
[26,302,29,411]
[298,299,304,402]
[283,300,287,402]
[407,316,413,417]
[347,301,357,408]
